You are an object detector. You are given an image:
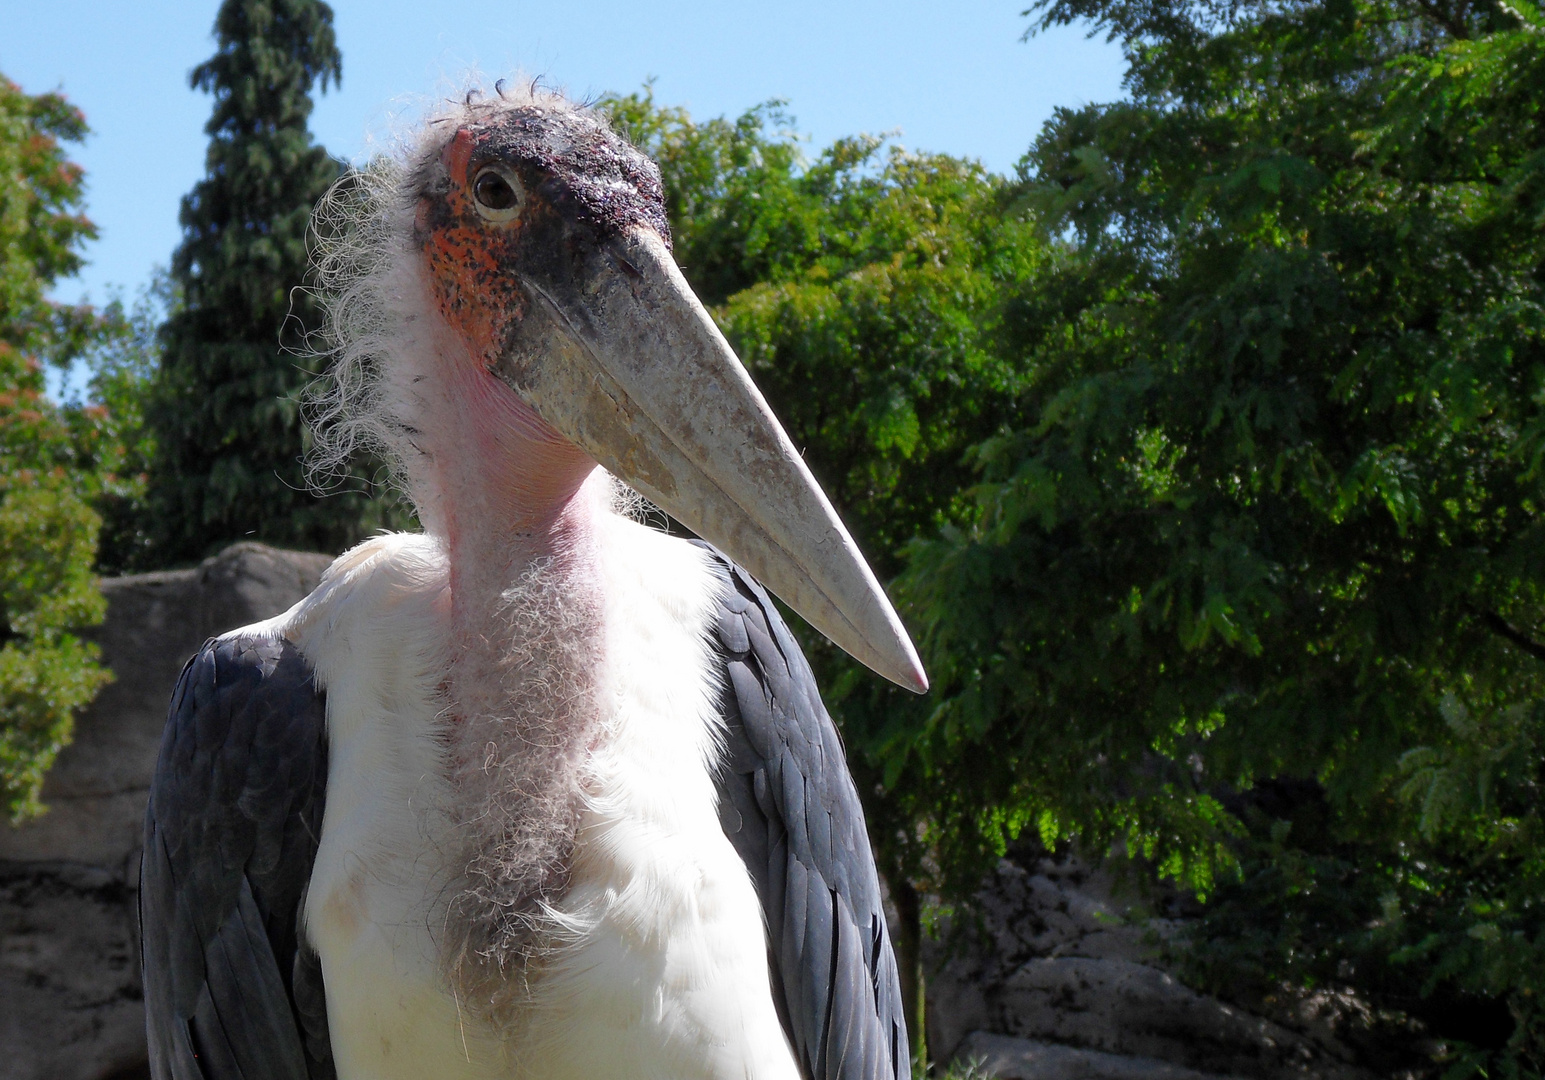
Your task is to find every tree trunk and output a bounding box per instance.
[891,876,927,1073]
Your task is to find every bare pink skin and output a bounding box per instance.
[403,318,611,1007]
[406,127,607,633]
[414,328,602,636]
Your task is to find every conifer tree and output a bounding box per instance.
[148,0,379,564]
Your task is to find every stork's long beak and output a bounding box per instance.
[491,227,927,693]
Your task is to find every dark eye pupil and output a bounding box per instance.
[474,171,517,210]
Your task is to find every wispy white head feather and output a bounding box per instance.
[302,79,601,516]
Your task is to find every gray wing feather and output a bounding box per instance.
[698,544,910,1080]
[140,633,333,1080]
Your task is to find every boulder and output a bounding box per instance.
[955,1031,1235,1080]
[929,853,1372,1080]
[0,543,332,1080]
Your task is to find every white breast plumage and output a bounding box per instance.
[272,519,799,1080]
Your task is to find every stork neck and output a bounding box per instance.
[419,366,609,1000]
[411,348,604,625]
[443,471,603,633]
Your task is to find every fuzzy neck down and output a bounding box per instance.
[411,324,611,1025]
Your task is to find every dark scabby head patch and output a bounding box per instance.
[413,96,671,249]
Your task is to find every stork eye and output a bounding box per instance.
[471,166,524,222]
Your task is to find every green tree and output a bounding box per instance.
[891,0,1545,1069]
[65,278,168,574]
[148,0,385,565]
[0,75,112,821]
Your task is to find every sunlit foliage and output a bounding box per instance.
[0,75,111,821]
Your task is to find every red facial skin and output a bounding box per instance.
[413,127,603,625]
[417,130,528,374]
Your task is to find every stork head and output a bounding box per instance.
[331,89,925,692]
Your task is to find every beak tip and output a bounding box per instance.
[889,636,930,694]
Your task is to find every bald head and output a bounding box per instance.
[410,96,670,253]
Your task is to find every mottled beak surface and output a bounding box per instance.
[493,226,927,693]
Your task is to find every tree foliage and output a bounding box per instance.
[0,75,111,821]
[11,12,1530,1062]
[146,0,389,566]
[888,0,1545,1068]
[77,284,165,573]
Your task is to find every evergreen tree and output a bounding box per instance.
[148,0,380,564]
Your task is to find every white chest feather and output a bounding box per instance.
[275,521,799,1080]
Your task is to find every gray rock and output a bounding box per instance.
[994,956,1356,1079]
[926,855,1371,1080]
[0,862,146,1080]
[0,543,332,1080]
[927,855,1167,1063]
[955,1030,1237,1080]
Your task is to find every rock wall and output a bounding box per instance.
[926,853,1375,1080]
[0,544,332,1080]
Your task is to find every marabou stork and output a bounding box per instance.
[139,86,927,1080]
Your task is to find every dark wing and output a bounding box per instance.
[140,632,333,1080]
[698,544,911,1080]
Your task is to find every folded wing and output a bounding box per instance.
[140,634,333,1080]
[701,545,911,1080]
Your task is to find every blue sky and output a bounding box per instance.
[5,0,1126,311]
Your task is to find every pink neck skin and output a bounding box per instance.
[410,328,604,631]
